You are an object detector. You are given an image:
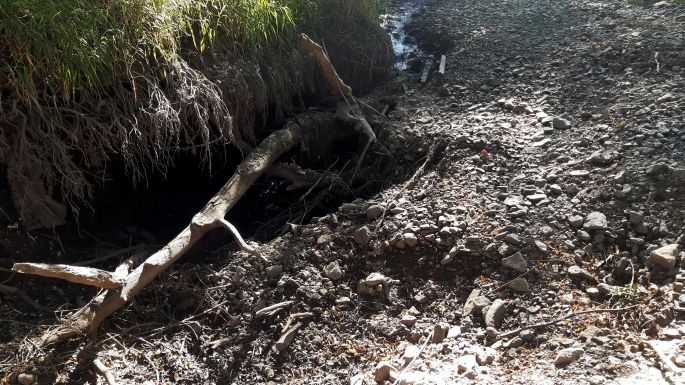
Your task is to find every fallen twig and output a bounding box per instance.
[497,305,639,340]
[255,301,294,317]
[93,358,117,385]
[275,312,314,352]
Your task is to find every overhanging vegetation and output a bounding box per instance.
[0,0,392,229]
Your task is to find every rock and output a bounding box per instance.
[455,354,478,373]
[577,230,591,242]
[485,299,506,328]
[354,226,372,245]
[362,272,387,287]
[569,170,590,178]
[350,374,365,385]
[317,234,333,245]
[646,163,672,176]
[507,277,529,292]
[501,252,527,272]
[401,314,417,327]
[674,355,685,368]
[462,289,491,316]
[404,233,418,247]
[503,233,522,245]
[366,204,385,219]
[476,349,495,365]
[568,215,584,228]
[324,262,343,280]
[527,193,547,202]
[535,240,549,253]
[432,323,449,342]
[589,151,611,166]
[266,265,283,278]
[583,212,607,231]
[375,361,396,382]
[567,265,595,281]
[554,347,584,366]
[627,211,644,224]
[16,374,35,385]
[553,117,571,129]
[403,344,421,364]
[397,372,448,385]
[648,244,679,269]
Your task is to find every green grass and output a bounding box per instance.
[0,0,302,104]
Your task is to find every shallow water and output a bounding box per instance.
[380,1,428,70]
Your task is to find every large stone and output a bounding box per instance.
[375,361,396,382]
[583,212,607,231]
[354,226,372,245]
[553,117,571,129]
[648,244,679,269]
[501,252,527,272]
[507,277,529,292]
[362,272,387,287]
[324,262,343,280]
[554,347,584,366]
[462,289,491,316]
[365,204,385,219]
[484,299,506,328]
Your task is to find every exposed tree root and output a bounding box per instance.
[11,34,376,347]
[0,284,44,312]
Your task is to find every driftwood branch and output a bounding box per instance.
[298,34,376,142]
[12,263,123,289]
[12,33,375,345]
[255,301,294,317]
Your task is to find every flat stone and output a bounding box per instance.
[648,244,679,269]
[501,252,528,272]
[507,277,529,292]
[527,193,547,202]
[567,265,595,281]
[569,170,590,178]
[583,212,607,231]
[401,314,417,327]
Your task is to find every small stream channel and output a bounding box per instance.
[380,0,432,71]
